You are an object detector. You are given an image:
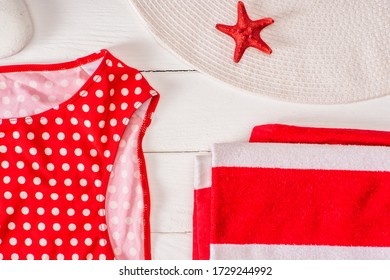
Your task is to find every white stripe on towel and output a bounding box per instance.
[212,143,390,171]
[210,244,390,260]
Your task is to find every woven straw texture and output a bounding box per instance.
[130,0,390,104]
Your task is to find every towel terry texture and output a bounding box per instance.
[193,124,390,260]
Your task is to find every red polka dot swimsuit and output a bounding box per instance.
[0,50,159,260]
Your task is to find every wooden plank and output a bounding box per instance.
[1,0,190,71]
[152,233,192,260]
[146,152,196,233]
[142,71,390,152]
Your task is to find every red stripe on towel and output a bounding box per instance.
[250,124,390,145]
[211,167,390,246]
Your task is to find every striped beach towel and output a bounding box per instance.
[193,125,390,260]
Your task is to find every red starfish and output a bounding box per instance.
[216,1,274,63]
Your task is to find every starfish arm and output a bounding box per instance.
[233,41,246,63]
[253,17,274,28]
[216,23,236,37]
[237,1,251,28]
[251,38,272,54]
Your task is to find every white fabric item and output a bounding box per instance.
[0,0,33,58]
[212,143,390,171]
[129,0,390,104]
[194,154,212,190]
[211,244,390,260]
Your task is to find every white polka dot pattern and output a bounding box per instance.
[0,49,159,260]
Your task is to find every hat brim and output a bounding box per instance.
[130,0,390,104]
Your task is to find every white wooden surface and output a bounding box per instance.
[2,0,390,259]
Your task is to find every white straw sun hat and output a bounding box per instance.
[129,0,390,104]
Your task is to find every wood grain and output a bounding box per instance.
[142,71,390,153]
[146,152,195,233]
[1,0,190,71]
[152,233,192,260]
